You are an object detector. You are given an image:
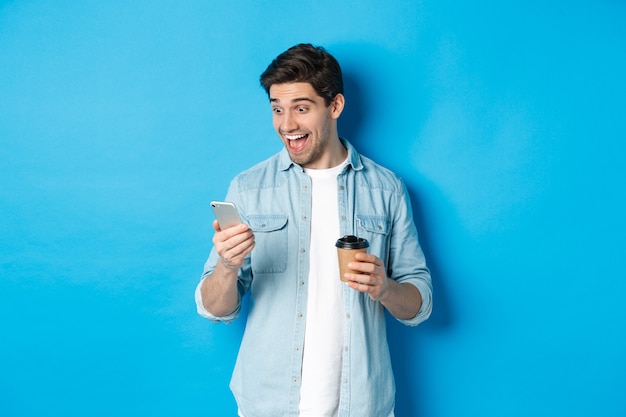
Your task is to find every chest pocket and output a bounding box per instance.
[248,214,288,274]
[356,215,390,257]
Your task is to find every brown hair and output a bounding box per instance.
[260,43,344,106]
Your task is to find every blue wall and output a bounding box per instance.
[1,1,625,416]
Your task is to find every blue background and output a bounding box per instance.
[1,1,625,416]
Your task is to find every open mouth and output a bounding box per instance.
[285,133,309,153]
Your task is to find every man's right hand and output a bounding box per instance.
[201,220,255,317]
[212,220,255,271]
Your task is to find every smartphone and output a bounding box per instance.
[210,201,242,229]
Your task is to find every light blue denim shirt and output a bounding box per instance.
[196,139,432,417]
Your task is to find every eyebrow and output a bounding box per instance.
[269,97,317,104]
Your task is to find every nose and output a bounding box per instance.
[281,111,298,132]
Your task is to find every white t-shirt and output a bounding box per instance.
[298,161,347,417]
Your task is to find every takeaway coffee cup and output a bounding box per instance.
[335,235,369,282]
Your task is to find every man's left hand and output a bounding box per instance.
[343,252,390,301]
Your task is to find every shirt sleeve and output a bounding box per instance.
[389,179,433,327]
[400,279,433,327]
[195,178,251,324]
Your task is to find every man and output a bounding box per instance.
[195,43,432,417]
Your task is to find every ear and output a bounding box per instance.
[329,93,345,119]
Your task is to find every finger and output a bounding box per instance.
[222,223,250,239]
[347,281,368,292]
[347,261,377,274]
[232,235,256,256]
[347,280,378,296]
[214,224,252,248]
[345,272,375,286]
[220,233,255,258]
[219,238,255,270]
[354,252,383,265]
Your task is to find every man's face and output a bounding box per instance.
[269,82,343,169]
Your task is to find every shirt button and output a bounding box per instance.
[300,281,305,286]
[340,185,345,190]
[346,313,351,319]
[344,346,349,352]
[297,313,303,318]
[341,215,347,221]
[301,248,306,253]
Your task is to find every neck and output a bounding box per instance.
[323,136,348,168]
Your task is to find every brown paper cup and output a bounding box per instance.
[337,247,368,282]
[335,235,369,282]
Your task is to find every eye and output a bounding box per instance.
[272,107,283,114]
[297,106,308,113]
